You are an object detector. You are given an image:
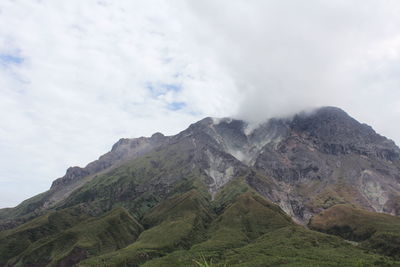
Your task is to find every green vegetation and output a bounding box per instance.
[0,190,54,233]
[309,204,400,259]
[222,226,396,266]
[193,254,226,267]
[138,189,398,267]
[80,190,214,266]
[2,185,400,266]
[59,141,207,220]
[0,207,142,266]
[0,205,91,265]
[212,176,250,212]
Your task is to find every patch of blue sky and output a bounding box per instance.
[146,82,182,97]
[162,83,181,92]
[167,101,186,111]
[0,52,28,86]
[0,53,24,66]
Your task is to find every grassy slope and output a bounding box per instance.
[0,206,91,265]
[0,191,48,219]
[59,141,206,220]
[223,225,395,267]
[143,190,398,267]
[80,190,215,266]
[309,204,400,259]
[2,181,399,266]
[0,138,200,231]
[3,207,143,266]
[0,191,55,234]
[0,140,208,266]
[77,180,400,267]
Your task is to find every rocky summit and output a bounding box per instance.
[1,106,400,266]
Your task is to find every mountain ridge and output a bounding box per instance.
[1,106,400,266]
[1,106,400,227]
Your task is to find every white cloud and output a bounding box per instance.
[0,0,238,207]
[179,0,400,121]
[1,0,400,207]
[177,0,400,140]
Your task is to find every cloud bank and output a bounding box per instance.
[181,0,400,123]
[1,0,400,207]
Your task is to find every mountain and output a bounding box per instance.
[1,106,400,266]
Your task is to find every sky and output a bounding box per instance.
[1,0,400,208]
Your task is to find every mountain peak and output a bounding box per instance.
[313,106,348,116]
[3,106,400,227]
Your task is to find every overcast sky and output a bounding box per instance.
[1,0,400,208]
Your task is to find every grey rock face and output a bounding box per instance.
[51,167,90,189]
[250,107,400,223]
[290,107,400,160]
[179,107,400,223]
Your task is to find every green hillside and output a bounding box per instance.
[1,183,400,266]
[0,207,142,266]
[80,186,399,266]
[309,204,400,259]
